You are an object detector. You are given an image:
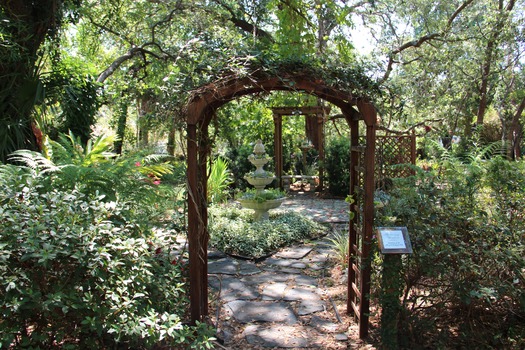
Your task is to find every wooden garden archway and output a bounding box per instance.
[186,72,378,338]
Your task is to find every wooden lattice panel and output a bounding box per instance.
[373,134,416,182]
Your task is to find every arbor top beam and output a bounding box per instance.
[271,106,331,116]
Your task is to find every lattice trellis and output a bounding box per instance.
[375,134,416,181]
[358,133,416,186]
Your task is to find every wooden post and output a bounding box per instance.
[274,114,283,189]
[347,118,359,314]
[198,122,209,316]
[360,122,376,339]
[380,254,403,349]
[317,112,325,191]
[187,123,202,324]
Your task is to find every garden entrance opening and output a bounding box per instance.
[185,69,377,338]
[271,106,330,192]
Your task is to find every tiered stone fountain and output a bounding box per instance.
[237,140,284,221]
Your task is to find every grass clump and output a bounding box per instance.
[208,205,328,259]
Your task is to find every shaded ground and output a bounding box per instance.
[204,192,379,349]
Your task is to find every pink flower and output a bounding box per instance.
[135,162,141,167]
[153,180,161,185]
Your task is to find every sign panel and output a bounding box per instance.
[377,227,412,254]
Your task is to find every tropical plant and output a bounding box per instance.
[8,132,177,230]
[207,156,232,204]
[327,228,349,269]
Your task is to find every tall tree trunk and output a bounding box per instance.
[137,95,154,147]
[114,102,128,155]
[0,0,62,162]
[508,95,525,160]
[476,0,516,125]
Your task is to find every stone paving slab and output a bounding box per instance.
[290,274,318,287]
[280,197,349,223]
[263,257,308,269]
[309,315,340,333]
[297,300,325,315]
[208,258,239,275]
[275,246,313,259]
[241,271,292,285]
[208,276,259,301]
[224,300,297,324]
[260,282,288,300]
[208,257,262,275]
[243,325,317,348]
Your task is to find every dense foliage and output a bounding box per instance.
[375,156,525,348]
[208,205,328,259]
[325,136,351,196]
[0,137,213,349]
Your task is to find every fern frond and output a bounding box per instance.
[47,138,72,164]
[476,141,506,160]
[8,150,61,176]
[55,132,82,164]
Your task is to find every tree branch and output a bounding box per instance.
[378,0,475,84]
[213,0,274,41]
[97,47,160,83]
[377,118,444,135]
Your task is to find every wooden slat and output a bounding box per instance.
[350,301,360,319]
[351,145,366,152]
[351,282,361,299]
[352,264,361,277]
[351,244,362,257]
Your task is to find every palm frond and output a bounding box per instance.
[83,134,116,166]
[207,156,232,203]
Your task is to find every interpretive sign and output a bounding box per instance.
[377,227,412,254]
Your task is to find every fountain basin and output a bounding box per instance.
[237,197,285,221]
[245,175,276,190]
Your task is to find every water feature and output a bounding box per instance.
[237,140,284,221]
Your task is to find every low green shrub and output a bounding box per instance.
[0,165,214,349]
[208,205,328,258]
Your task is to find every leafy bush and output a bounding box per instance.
[375,157,525,348]
[325,136,350,196]
[0,171,214,349]
[208,205,328,258]
[223,144,254,190]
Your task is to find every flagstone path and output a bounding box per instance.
[205,193,376,349]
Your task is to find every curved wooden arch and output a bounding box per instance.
[187,74,377,126]
[186,72,377,338]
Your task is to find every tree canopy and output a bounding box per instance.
[1,0,524,160]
